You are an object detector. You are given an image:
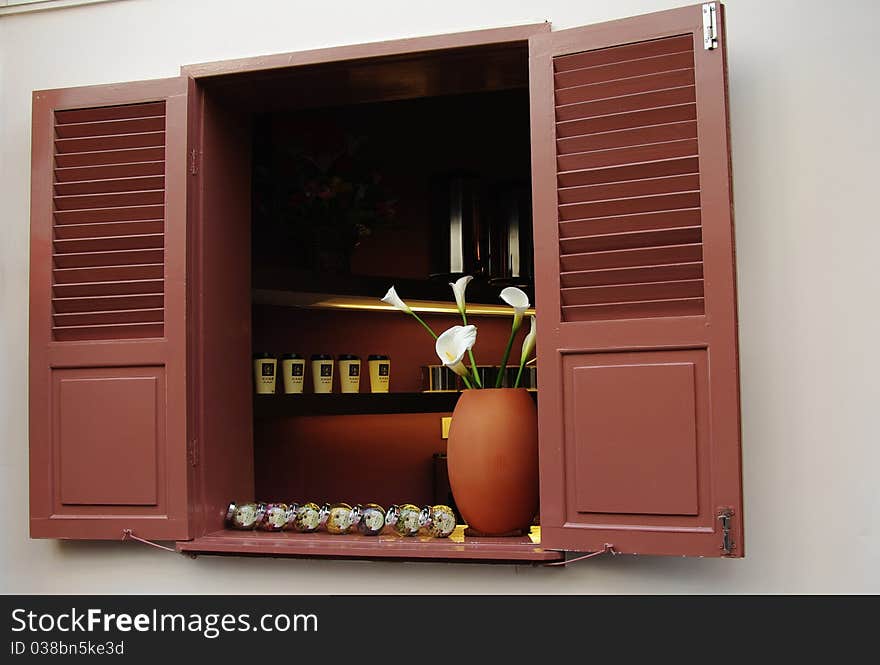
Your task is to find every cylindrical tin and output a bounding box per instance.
[281,353,305,394]
[226,502,266,530]
[253,353,277,395]
[338,355,361,393]
[368,355,391,393]
[258,502,289,531]
[311,354,334,393]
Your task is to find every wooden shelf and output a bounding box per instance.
[252,269,535,317]
[254,392,461,417]
[177,526,562,563]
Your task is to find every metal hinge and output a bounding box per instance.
[189,148,199,175]
[717,507,735,555]
[702,3,719,50]
[188,438,199,467]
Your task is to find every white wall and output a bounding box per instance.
[2,0,878,594]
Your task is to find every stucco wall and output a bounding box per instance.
[2,0,877,593]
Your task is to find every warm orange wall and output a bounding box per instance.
[255,412,450,507]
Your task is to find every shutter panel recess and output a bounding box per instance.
[555,33,704,322]
[52,101,167,342]
[530,4,744,557]
[30,78,191,540]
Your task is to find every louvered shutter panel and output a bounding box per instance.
[30,78,192,540]
[530,4,743,557]
[52,101,167,341]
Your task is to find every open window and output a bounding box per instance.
[30,4,741,560]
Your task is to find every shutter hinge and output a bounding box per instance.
[702,3,719,50]
[717,507,735,555]
[188,438,199,467]
[189,148,199,175]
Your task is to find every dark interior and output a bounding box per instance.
[201,42,535,516]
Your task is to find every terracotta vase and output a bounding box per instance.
[446,388,539,535]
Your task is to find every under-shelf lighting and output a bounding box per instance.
[253,289,536,317]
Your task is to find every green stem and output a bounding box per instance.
[495,323,519,388]
[467,349,482,388]
[460,374,473,389]
[410,311,437,340]
[513,362,525,389]
[458,309,481,388]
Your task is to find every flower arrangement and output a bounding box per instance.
[381,277,535,389]
[256,134,397,272]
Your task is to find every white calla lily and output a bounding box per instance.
[381,286,412,314]
[500,286,530,328]
[514,316,537,388]
[495,287,531,387]
[435,325,477,382]
[449,275,473,319]
[448,275,482,386]
[381,286,437,339]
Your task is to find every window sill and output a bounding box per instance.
[177,526,562,564]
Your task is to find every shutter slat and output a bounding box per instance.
[556,102,696,138]
[555,68,694,106]
[53,248,164,269]
[558,156,699,188]
[561,279,704,306]
[54,220,164,240]
[55,116,165,138]
[53,294,163,314]
[52,264,164,284]
[53,278,164,298]
[54,190,164,211]
[554,34,693,72]
[55,131,165,154]
[52,322,164,342]
[54,233,164,254]
[55,175,165,196]
[54,204,164,225]
[559,173,700,204]
[559,192,701,221]
[558,120,697,155]
[560,243,703,272]
[55,101,165,124]
[557,138,698,171]
[559,208,702,238]
[560,226,701,254]
[53,308,164,327]
[555,50,695,89]
[559,261,704,288]
[556,86,696,123]
[562,297,704,322]
[55,147,165,168]
[55,161,165,182]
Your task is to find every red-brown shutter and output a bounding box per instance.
[530,3,743,556]
[29,78,192,540]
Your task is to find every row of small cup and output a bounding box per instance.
[226,501,457,538]
[254,354,391,394]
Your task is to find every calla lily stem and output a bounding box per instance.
[410,312,438,340]
[458,308,482,387]
[513,363,525,389]
[495,322,520,388]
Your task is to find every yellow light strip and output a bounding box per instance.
[253,289,536,317]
